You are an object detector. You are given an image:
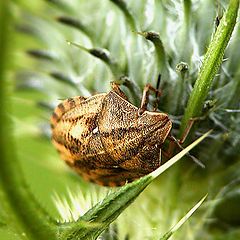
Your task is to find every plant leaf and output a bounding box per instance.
[160,194,207,240]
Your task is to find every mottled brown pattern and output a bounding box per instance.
[51,89,172,187]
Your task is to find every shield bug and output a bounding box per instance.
[50,82,172,186]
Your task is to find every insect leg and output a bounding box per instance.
[179,116,206,144]
[138,82,162,115]
[167,134,205,168]
[161,149,171,159]
[179,119,195,144]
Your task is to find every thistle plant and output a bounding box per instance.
[0,0,240,239]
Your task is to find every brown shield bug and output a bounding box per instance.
[50,82,173,186]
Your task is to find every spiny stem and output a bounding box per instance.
[179,0,239,139]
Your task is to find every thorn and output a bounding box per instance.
[66,41,88,51]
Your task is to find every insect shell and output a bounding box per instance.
[50,86,172,187]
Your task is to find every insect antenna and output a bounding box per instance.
[153,74,162,111]
[156,74,161,93]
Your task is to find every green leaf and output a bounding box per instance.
[160,195,207,240]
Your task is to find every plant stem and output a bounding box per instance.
[179,0,239,139]
[59,176,153,240]
[0,2,57,239]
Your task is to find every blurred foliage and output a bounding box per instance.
[0,0,240,239]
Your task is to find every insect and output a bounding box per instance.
[50,82,172,187]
